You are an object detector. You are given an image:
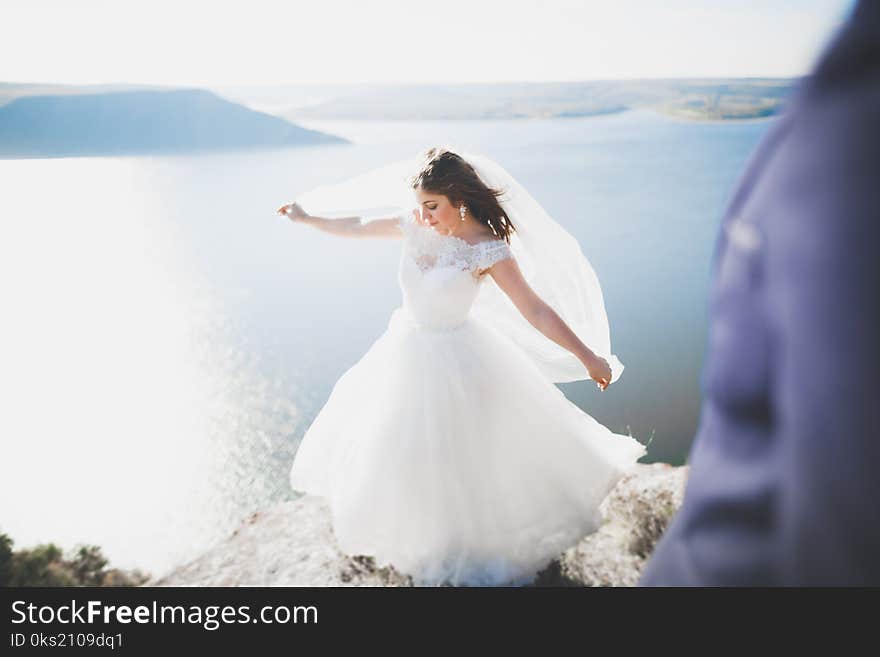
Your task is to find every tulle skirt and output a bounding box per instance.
[289,306,647,586]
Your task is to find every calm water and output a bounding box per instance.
[0,110,772,577]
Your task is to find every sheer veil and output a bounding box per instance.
[293,148,625,385]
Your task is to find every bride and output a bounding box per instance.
[276,146,646,586]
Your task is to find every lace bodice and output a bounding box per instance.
[397,211,512,276]
[394,211,513,331]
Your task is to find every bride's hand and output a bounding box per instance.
[586,355,611,392]
[276,202,309,221]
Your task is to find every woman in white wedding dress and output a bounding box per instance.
[277,147,646,586]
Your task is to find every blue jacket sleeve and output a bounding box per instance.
[763,79,880,584]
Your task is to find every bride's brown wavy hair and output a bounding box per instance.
[408,146,517,244]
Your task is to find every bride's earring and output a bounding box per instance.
[460,205,467,222]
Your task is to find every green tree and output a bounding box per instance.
[0,530,149,586]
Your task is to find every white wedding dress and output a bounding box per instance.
[289,210,647,586]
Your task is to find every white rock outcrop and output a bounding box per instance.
[145,462,688,587]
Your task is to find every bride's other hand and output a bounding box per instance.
[586,355,611,391]
[276,202,309,221]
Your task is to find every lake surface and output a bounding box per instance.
[0,110,772,577]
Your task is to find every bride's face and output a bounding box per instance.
[414,188,461,236]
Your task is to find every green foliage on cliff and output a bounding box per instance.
[0,531,150,587]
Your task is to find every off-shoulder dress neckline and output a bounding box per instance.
[414,219,506,249]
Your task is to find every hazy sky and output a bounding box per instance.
[1,0,858,86]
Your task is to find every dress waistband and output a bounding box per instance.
[389,306,471,334]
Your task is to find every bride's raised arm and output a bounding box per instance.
[275,202,403,239]
[488,257,612,391]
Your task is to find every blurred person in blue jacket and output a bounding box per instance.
[640,0,880,586]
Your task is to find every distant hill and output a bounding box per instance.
[0,88,347,158]
[237,78,797,121]
[0,81,176,108]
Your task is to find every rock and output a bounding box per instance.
[145,463,688,587]
[553,462,689,586]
